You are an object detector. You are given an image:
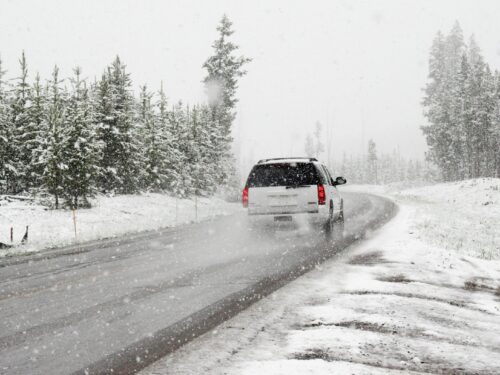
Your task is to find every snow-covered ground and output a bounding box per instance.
[0,193,241,257]
[142,178,500,374]
[346,178,500,259]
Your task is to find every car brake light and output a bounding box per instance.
[242,187,249,207]
[318,184,326,205]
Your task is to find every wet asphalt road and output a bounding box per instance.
[0,192,395,375]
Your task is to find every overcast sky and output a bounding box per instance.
[2,0,500,174]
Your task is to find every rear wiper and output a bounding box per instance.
[285,184,310,189]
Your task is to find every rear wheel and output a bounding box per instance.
[324,205,335,241]
[325,203,344,242]
[333,207,345,240]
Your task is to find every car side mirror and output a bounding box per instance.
[333,176,347,186]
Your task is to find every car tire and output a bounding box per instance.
[325,203,344,243]
[324,205,335,241]
[333,207,345,241]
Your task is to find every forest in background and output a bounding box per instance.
[0,16,250,208]
[422,21,500,181]
[2,19,499,208]
[304,125,435,185]
[305,22,500,185]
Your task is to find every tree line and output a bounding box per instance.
[337,139,435,185]
[0,15,249,208]
[303,124,432,185]
[423,22,500,181]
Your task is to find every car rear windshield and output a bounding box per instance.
[246,163,319,187]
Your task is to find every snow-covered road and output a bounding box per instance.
[141,180,500,375]
[0,192,395,375]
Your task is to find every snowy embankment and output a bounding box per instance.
[0,193,241,257]
[347,178,500,259]
[142,178,500,375]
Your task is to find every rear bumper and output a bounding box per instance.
[248,209,328,228]
[248,209,318,215]
[248,203,327,216]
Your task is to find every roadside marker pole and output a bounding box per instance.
[72,209,78,241]
[10,227,13,243]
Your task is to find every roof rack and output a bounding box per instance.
[257,157,318,164]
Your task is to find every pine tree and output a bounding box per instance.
[199,104,221,194]
[96,56,140,193]
[168,101,189,197]
[423,23,499,180]
[422,31,448,180]
[156,83,180,191]
[366,139,378,184]
[137,85,164,191]
[94,70,113,191]
[39,66,66,208]
[457,52,472,178]
[190,104,219,196]
[423,23,466,181]
[477,65,496,177]
[62,67,101,208]
[185,105,202,197]
[0,56,9,193]
[493,71,500,177]
[444,22,465,181]
[9,52,32,193]
[304,134,314,157]
[313,122,325,158]
[203,15,251,187]
[26,73,47,189]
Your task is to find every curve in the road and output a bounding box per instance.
[0,192,396,375]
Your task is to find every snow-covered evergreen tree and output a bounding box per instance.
[313,122,324,158]
[184,105,202,197]
[186,104,220,197]
[26,73,47,189]
[156,83,180,191]
[366,139,378,184]
[423,23,498,180]
[0,56,10,193]
[96,57,140,193]
[168,101,190,197]
[0,16,251,204]
[493,71,500,177]
[304,134,314,157]
[203,15,250,187]
[62,67,101,208]
[39,66,66,208]
[303,122,325,159]
[137,85,164,191]
[9,52,32,193]
[198,104,221,194]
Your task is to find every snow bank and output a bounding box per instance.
[0,193,241,257]
[343,178,500,259]
[396,178,499,259]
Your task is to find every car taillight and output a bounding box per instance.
[317,184,326,205]
[242,187,249,207]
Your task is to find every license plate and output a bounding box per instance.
[274,216,292,222]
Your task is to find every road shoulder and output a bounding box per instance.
[0,193,241,259]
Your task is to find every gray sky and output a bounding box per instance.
[2,0,500,174]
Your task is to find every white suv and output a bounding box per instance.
[242,157,346,238]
